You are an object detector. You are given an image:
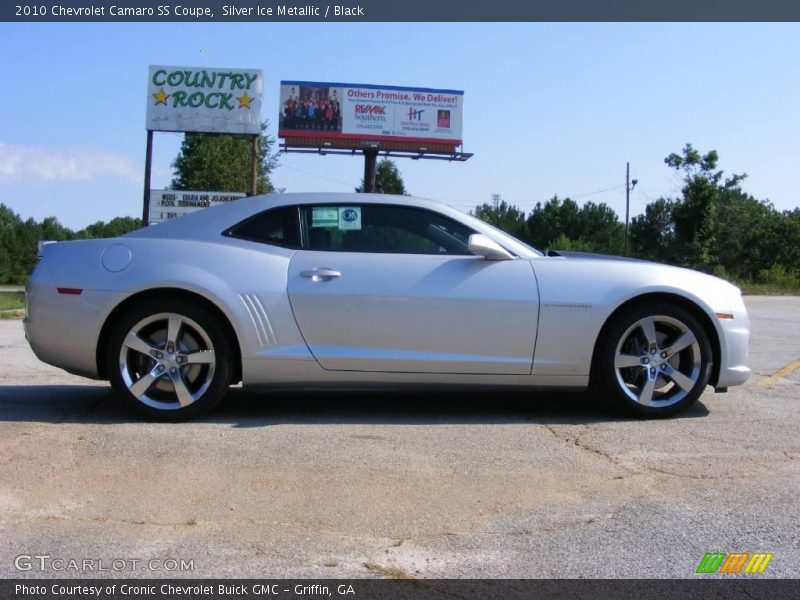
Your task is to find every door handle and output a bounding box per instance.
[300,268,341,282]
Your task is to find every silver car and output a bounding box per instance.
[24,193,750,420]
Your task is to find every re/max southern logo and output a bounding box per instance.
[355,105,386,114]
[696,552,773,574]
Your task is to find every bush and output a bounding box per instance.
[756,265,800,289]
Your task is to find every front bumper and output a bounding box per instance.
[715,294,751,388]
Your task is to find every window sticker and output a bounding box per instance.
[311,207,339,228]
[338,206,362,230]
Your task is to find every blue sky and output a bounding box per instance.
[0,22,798,229]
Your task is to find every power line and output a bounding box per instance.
[571,184,626,200]
[277,163,355,188]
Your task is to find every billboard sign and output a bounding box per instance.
[146,65,263,134]
[278,81,463,150]
[148,190,246,224]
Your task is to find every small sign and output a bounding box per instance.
[149,190,246,224]
[338,206,362,230]
[311,207,339,228]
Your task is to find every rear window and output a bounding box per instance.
[224,206,301,249]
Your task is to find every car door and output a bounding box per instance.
[286,203,539,374]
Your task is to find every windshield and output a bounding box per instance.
[447,207,543,257]
[480,220,542,256]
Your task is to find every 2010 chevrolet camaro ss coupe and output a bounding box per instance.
[24,193,750,420]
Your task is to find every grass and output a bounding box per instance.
[739,282,800,295]
[738,265,800,295]
[0,292,25,312]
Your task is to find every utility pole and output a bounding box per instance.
[624,162,638,256]
[492,193,500,210]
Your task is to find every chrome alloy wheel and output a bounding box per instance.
[118,312,216,410]
[613,315,702,408]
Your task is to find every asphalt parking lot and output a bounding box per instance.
[0,296,798,579]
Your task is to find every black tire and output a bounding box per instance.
[107,297,233,421]
[596,301,713,418]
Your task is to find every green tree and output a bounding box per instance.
[775,208,800,277]
[0,206,73,284]
[711,190,781,280]
[473,200,526,239]
[75,217,141,239]
[665,143,747,270]
[526,196,623,254]
[632,145,788,283]
[0,204,23,283]
[356,159,408,194]
[577,201,625,254]
[548,233,595,253]
[629,197,677,263]
[526,196,581,249]
[171,121,278,194]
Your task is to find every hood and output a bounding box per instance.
[546,250,649,263]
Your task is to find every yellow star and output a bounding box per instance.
[237,93,253,109]
[152,88,169,105]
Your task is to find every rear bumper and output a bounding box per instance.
[25,263,117,380]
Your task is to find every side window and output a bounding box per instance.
[301,204,474,255]
[224,206,301,249]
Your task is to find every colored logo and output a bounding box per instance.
[341,209,358,222]
[407,108,425,120]
[696,552,773,574]
[355,105,386,114]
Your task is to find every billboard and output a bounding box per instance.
[146,65,263,134]
[278,81,463,151]
[149,190,246,224]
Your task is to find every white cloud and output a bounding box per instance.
[0,142,141,185]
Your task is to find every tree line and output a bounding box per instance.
[2,142,798,290]
[0,206,141,284]
[473,145,800,289]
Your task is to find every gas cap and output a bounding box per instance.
[102,244,132,272]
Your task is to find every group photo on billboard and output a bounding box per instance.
[279,80,464,147]
[279,82,344,133]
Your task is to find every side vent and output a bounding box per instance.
[239,293,277,348]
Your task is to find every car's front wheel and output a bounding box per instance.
[597,302,713,418]
[107,298,233,421]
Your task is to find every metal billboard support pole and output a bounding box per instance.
[363,149,378,193]
[142,130,153,227]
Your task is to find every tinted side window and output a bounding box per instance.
[301,204,474,255]
[224,206,300,249]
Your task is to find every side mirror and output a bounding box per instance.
[467,234,514,261]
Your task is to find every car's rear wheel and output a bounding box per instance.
[107,298,232,421]
[597,302,712,418]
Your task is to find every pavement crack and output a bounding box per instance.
[10,513,181,528]
[543,424,638,475]
[631,466,717,480]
